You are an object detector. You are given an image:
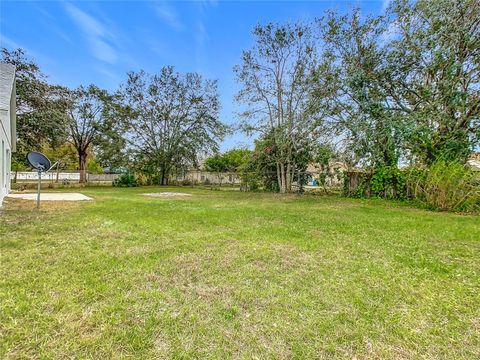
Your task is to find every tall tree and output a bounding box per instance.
[235,22,320,193]
[387,0,480,163]
[93,125,128,172]
[120,67,225,185]
[312,10,405,169]
[221,148,252,172]
[204,149,251,173]
[1,48,70,169]
[67,85,120,183]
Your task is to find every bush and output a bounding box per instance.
[343,171,373,198]
[134,173,149,186]
[370,166,407,199]
[113,173,138,187]
[344,161,479,212]
[406,161,480,212]
[239,168,261,191]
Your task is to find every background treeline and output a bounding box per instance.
[2,49,225,184]
[2,0,479,211]
[231,0,479,211]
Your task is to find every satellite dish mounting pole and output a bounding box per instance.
[26,152,51,210]
[37,168,42,209]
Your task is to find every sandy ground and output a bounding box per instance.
[7,193,92,201]
[142,192,192,197]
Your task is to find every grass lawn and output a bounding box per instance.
[1,187,479,359]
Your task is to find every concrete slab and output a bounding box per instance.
[7,193,92,201]
[142,192,192,198]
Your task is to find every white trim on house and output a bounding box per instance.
[0,63,16,207]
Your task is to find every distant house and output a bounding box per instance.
[468,152,480,172]
[305,160,348,187]
[0,63,16,206]
[174,160,349,188]
[175,169,241,185]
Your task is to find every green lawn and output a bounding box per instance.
[1,187,479,359]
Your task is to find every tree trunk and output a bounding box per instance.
[279,163,286,193]
[276,162,282,193]
[286,163,292,192]
[161,169,166,186]
[56,162,60,183]
[79,152,87,183]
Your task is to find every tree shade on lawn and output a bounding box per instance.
[0,187,479,358]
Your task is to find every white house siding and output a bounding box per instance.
[0,63,16,207]
[0,110,12,205]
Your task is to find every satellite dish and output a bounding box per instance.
[26,151,57,209]
[27,151,51,171]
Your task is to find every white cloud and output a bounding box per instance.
[95,65,121,83]
[35,5,72,44]
[382,0,392,13]
[0,34,54,65]
[0,35,21,49]
[64,2,118,63]
[195,21,208,46]
[194,20,209,69]
[192,0,214,71]
[380,21,400,43]
[153,3,185,31]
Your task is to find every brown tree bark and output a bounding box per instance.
[78,151,87,183]
[276,162,282,193]
[286,163,292,192]
[160,168,166,185]
[279,163,286,193]
[55,162,60,183]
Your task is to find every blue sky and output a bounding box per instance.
[1,0,386,150]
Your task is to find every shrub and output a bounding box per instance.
[134,173,150,186]
[238,167,261,191]
[113,173,138,187]
[406,161,479,212]
[343,171,373,198]
[370,166,407,199]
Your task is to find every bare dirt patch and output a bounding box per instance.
[0,198,82,225]
[1,198,81,212]
[8,193,92,201]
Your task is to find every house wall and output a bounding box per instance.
[0,109,13,206]
[176,170,241,185]
[305,161,348,187]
